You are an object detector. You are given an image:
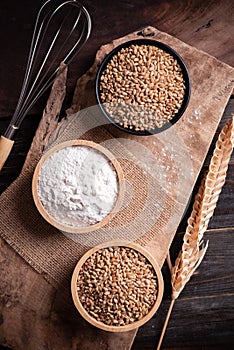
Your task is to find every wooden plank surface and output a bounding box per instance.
[132,107,234,350]
[0,1,234,349]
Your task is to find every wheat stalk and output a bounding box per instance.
[156,116,234,350]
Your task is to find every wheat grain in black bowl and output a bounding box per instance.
[96,39,191,136]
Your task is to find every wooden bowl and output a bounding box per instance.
[71,241,164,332]
[32,140,124,233]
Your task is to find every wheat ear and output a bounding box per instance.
[157,116,234,350]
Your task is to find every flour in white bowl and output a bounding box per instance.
[37,145,119,227]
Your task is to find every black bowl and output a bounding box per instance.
[95,39,191,136]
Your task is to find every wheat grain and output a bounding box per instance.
[77,246,158,326]
[171,116,234,299]
[99,44,186,131]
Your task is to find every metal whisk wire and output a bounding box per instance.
[4,0,91,140]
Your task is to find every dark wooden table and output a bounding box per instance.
[0,1,233,349]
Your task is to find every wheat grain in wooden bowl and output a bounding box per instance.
[32,140,124,234]
[71,241,164,332]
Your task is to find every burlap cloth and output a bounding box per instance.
[1,26,234,298]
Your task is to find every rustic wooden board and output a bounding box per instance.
[64,25,234,263]
[0,23,234,349]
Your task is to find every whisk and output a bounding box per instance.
[0,0,91,170]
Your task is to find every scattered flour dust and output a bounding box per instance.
[38,145,119,227]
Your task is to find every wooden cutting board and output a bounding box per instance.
[0,26,234,350]
[57,25,234,263]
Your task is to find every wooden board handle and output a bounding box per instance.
[0,136,14,171]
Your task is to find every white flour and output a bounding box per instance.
[38,145,119,227]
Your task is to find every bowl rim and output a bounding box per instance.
[95,38,191,136]
[32,140,125,234]
[71,240,164,332]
